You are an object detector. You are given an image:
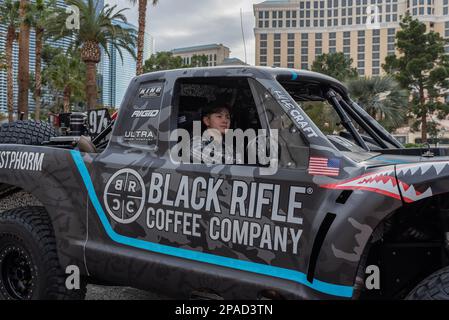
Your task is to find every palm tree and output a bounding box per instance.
[0,0,20,122]
[311,52,358,82]
[42,48,86,113]
[347,76,409,131]
[18,0,32,119]
[0,53,6,71]
[129,0,159,75]
[47,0,137,110]
[30,0,57,120]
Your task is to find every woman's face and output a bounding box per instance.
[203,109,231,135]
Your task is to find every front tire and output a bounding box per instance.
[0,207,86,300]
[406,265,449,300]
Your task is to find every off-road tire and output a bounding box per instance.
[0,206,86,300]
[0,120,57,145]
[406,265,449,300]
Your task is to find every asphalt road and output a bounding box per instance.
[86,285,168,300]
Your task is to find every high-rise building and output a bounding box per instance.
[100,20,154,109]
[172,44,231,67]
[253,0,449,76]
[143,30,155,62]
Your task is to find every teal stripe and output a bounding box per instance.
[290,71,299,80]
[70,150,353,298]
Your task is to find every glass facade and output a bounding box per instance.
[0,0,103,114]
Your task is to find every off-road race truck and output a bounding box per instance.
[1,66,449,300]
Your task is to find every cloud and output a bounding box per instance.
[105,0,258,65]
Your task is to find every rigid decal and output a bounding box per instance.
[131,110,160,118]
[104,169,309,255]
[0,151,45,172]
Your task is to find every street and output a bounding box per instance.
[86,285,167,300]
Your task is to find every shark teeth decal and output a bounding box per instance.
[320,161,449,203]
[399,181,433,203]
[396,161,449,177]
[321,169,402,201]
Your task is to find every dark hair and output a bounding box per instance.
[201,104,231,118]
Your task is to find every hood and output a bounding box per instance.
[363,153,449,167]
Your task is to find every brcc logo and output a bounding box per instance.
[103,169,146,224]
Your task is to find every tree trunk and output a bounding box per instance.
[6,26,15,123]
[63,85,71,113]
[85,61,97,110]
[419,86,427,143]
[34,28,43,120]
[18,0,30,120]
[137,0,148,75]
[421,112,427,143]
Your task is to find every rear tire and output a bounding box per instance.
[0,121,57,145]
[0,206,86,300]
[406,265,449,300]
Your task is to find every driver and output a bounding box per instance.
[191,104,242,165]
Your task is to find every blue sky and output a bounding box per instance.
[106,0,260,65]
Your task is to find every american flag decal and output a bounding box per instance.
[309,157,341,177]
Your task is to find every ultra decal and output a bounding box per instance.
[124,130,155,142]
[0,151,45,171]
[103,170,309,255]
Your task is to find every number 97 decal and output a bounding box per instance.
[88,109,112,136]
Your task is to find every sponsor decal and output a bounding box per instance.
[124,130,155,142]
[104,169,146,224]
[88,108,111,136]
[131,110,160,118]
[273,91,319,138]
[103,171,311,255]
[139,86,162,98]
[0,151,45,172]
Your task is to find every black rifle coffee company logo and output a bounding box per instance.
[139,86,162,98]
[103,169,146,224]
[103,168,310,255]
